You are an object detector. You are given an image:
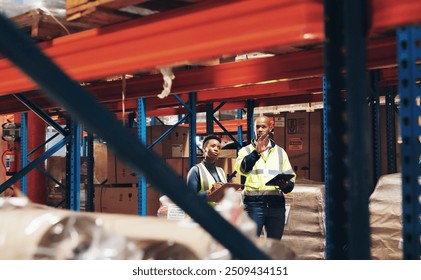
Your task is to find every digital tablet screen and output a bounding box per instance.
[265,174,294,186]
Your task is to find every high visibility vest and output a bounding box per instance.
[235,144,295,194]
[197,162,227,192]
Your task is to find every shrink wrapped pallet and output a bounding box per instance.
[0,195,296,260]
[369,173,403,260]
[281,181,325,259]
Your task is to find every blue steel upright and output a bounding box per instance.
[206,103,214,135]
[323,0,349,259]
[85,131,94,212]
[369,70,382,191]
[385,87,397,174]
[20,112,28,195]
[66,119,81,211]
[397,25,421,260]
[188,92,197,169]
[137,98,147,216]
[246,99,254,144]
[237,109,243,150]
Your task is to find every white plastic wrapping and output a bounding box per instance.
[369,173,403,260]
[157,67,175,99]
[0,0,65,18]
[0,198,208,259]
[281,182,326,260]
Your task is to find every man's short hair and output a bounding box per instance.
[202,134,221,147]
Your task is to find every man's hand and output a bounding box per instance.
[276,179,289,190]
[256,133,270,153]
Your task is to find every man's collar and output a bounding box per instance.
[252,138,275,148]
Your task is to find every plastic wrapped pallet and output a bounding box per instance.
[0,195,296,260]
[281,181,325,260]
[369,173,403,260]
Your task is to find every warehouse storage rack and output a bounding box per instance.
[0,1,420,259]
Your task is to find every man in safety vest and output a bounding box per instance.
[187,134,227,203]
[235,115,295,240]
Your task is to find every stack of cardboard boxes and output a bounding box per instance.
[94,125,240,216]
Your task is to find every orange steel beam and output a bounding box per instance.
[0,0,413,98]
[371,0,421,33]
[195,119,248,135]
[0,0,323,95]
[0,33,396,116]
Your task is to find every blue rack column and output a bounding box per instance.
[344,0,371,259]
[85,130,94,212]
[323,0,349,259]
[397,25,421,260]
[369,70,382,190]
[237,109,243,149]
[385,86,397,174]
[246,99,254,144]
[20,112,28,195]
[137,98,147,216]
[66,119,81,211]
[188,92,197,169]
[206,103,214,135]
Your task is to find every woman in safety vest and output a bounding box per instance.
[187,134,227,203]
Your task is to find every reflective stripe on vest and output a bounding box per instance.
[243,145,293,192]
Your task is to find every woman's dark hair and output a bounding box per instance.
[202,134,221,147]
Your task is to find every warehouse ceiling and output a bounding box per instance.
[0,0,417,125]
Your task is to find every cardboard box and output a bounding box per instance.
[104,125,190,184]
[273,111,323,182]
[94,185,161,216]
[148,125,189,158]
[165,158,184,178]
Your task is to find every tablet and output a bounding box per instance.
[265,173,294,186]
[208,183,242,202]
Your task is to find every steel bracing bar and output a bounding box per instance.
[173,94,193,115]
[369,70,382,192]
[385,87,397,174]
[14,93,67,135]
[20,112,28,194]
[397,26,421,260]
[212,117,241,148]
[0,16,269,259]
[138,98,147,216]
[29,162,64,190]
[204,100,242,147]
[148,114,190,150]
[323,0,348,260]
[27,132,60,157]
[0,136,70,194]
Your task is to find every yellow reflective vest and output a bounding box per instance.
[197,162,227,192]
[235,143,295,193]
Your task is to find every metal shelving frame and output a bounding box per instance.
[396,25,421,260]
[0,1,420,260]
